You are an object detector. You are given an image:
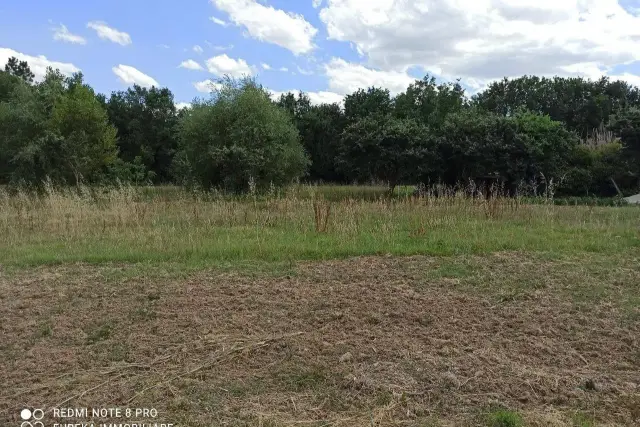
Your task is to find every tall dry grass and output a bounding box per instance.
[0,182,638,266]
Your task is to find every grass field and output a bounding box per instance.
[1,185,639,426]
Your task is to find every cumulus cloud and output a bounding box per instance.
[52,24,86,45]
[211,0,317,54]
[269,89,344,106]
[279,67,289,72]
[319,0,640,85]
[206,54,253,77]
[179,59,204,71]
[324,58,414,95]
[312,0,323,9]
[193,45,204,54]
[176,102,192,110]
[0,47,80,81]
[87,21,131,46]
[194,79,223,93]
[610,72,640,88]
[261,63,272,70]
[112,65,158,88]
[210,16,230,27]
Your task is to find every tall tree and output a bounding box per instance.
[4,57,35,83]
[338,116,435,191]
[395,75,466,128]
[298,103,347,182]
[473,75,640,137]
[106,85,179,182]
[344,87,393,122]
[0,65,117,185]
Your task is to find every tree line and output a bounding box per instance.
[1,57,639,196]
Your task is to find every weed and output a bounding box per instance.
[85,321,113,344]
[36,321,53,338]
[0,184,638,267]
[572,411,596,427]
[486,409,524,427]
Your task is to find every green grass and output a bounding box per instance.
[1,185,638,267]
[485,409,524,427]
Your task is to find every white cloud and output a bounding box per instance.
[269,89,344,106]
[324,58,414,95]
[261,63,272,70]
[194,79,223,93]
[610,72,640,88]
[211,0,318,54]
[179,59,204,71]
[52,24,86,45]
[307,90,344,105]
[112,64,158,88]
[297,66,313,76]
[213,44,234,51]
[158,44,171,49]
[0,47,80,81]
[210,16,230,27]
[279,66,289,72]
[206,54,253,77]
[318,0,640,85]
[176,102,192,110]
[193,45,204,54]
[312,0,323,9]
[87,21,131,46]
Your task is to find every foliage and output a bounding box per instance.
[2,55,640,196]
[105,85,178,183]
[436,109,578,188]
[177,77,309,192]
[395,75,466,128]
[4,56,35,83]
[338,115,435,190]
[0,62,117,186]
[277,92,347,182]
[472,75,640,137]
[344,87,393,122]
[607,107,640,191]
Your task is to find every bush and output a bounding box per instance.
[176,77,309,192]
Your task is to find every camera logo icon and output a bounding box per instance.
[20,408,44,427]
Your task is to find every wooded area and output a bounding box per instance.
[1,57,639,196]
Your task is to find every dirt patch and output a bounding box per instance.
[0,254,638,426]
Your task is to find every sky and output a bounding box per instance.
[2,0,640,109]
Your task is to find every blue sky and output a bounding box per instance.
[2,0,640,108]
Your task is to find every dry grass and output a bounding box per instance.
[0,184,638,266]
[1,253,638,426]
[0,185,638,425]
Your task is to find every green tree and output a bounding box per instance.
[395,75,466,128]
[298,102,347,182]
[106,85,179,183]
[473,75,640,137]
[4,56,35,83]
[437,110,578,189]
[607,108,640,191]
[338,115,435,191]
[276,92,347,182]
[344,87,393,122]
[176,77,309,192]
[0,64,117,186]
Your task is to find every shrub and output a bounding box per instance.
[176,77,309,193]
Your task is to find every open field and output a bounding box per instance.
[1,186,639,426]
[0,185,639,266]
